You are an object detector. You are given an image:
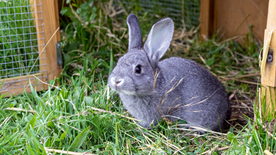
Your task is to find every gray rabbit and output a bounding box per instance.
[108,14,230,132]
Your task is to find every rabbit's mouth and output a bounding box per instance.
[111,86,153,96]
[109,84,137,95]
[119,90,137,95]
[119,89,155,96]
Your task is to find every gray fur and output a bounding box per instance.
[108,14,230,132]
[127,14,143,50]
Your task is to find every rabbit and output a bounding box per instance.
[108,14,230,132]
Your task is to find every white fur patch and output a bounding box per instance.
[121,90,136,95]
[111,77,116,85]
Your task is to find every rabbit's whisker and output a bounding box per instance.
[153,69,161,92]
[167,97,182,114]
[157,79,178,106]
[152,100,165,116]
[152,69,161,102]
[169,90,219,114]
[159,73,196,98]
[187,96,200,101]
[167,90,219,115]
[156,76,176,96]
[183,88,220,107]
[137,94,149,102]
[176,97,201,108]
[159,73,194,107]
[168,108,202,116]
[161,115,183,120]
[171,96,200,110]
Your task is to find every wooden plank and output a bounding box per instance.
[1,80,47,96]
[261,30,276,86]
[0,73,42,83]
[266,0,276,30]
[262,0,276,86]
[261,86,276,119]
[200,0,213,39]
[261,0,276,119]
[211,0,269,41]
[0,73,47,96]
[42,0,62,81]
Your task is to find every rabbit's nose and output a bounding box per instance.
[116,80,121,84]
[115,79,124,86]
[111,77,124,86]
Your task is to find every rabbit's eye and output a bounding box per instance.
[135,65,142,74]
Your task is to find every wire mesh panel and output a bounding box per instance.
[0,0,46,94]
[116,0,201,30]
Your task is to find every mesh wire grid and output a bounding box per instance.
[0,0,46,89]
[115,0,201,30]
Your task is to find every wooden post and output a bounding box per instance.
[200,0,214,39]
[41,0,62,81]
[261,0,276,119]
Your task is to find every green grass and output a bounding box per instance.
[0,0,40,79]
[1,0,276,154]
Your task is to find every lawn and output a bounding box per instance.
[0,0,275,154]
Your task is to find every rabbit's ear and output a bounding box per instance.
[144,18,174,64]
[127,14,143,50]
